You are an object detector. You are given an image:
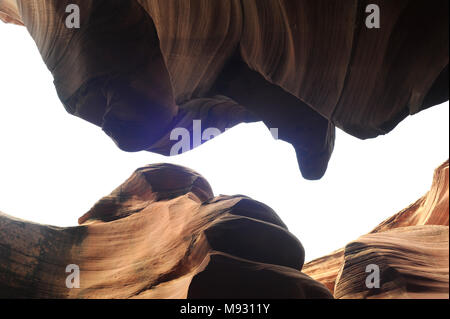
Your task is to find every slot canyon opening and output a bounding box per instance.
[0,22,448,263]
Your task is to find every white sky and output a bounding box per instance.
[1,23,448,261]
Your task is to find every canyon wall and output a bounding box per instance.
[1,161,447,299]
[303,160,449,298]
[1,0,448,179]
[0,0,448,299]
[0,164,332,298]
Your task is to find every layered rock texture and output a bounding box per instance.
[303,160,449,299]
[1,0,448,179]
[1,161,447,299]
[0,164,332,298]
[0,0,448,300]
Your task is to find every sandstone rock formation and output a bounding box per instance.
[303,160,449,298]
[0,0,448,300]
[1,0,448,179]
[0,164,332,299]
[371,161,449,233]
[334,225,449,299]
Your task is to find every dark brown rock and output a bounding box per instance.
[1,0,447,179]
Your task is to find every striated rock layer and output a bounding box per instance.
[303,160,449,298]
[334,225,449,299]
[1,0,448,179]
[371,161,449,233]
[0,164,332,299]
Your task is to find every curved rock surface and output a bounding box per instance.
[0,164,332,299]
[303,160,449,298]
[1,0,448,179]
[371,160,449,233]
[335,225,449,299]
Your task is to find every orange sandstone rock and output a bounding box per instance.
[303,160,449,298]
[0,164,332,299]
[335,225,449,299]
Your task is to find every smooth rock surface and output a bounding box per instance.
[334,225,449,299]
[303,160,449,298]
[1,0,448,179]
[0,164,332,299]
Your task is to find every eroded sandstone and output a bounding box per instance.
[0,164,332,299]
[1,0,447,179]
[303,160,449,298]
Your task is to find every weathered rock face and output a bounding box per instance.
[1,0,448,179]
[300,248,345,294]
[0,164,332,299]
[371,161,449,233]
[0,0,448,300]
[303,160,449,298]
[334,225,449,299]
